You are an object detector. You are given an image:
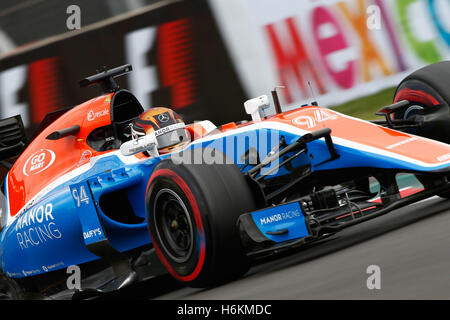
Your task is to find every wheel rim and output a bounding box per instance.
[153,188,195,263]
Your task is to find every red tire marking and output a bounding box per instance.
[394,88,440,106]
[146,168,206,282]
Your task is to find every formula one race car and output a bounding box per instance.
[1,61,450,299]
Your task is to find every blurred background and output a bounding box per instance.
[0,0,449,132]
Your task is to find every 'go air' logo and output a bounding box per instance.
[22,149,56,176]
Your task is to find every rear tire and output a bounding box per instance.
[146,149,256,287]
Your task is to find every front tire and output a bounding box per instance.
[393,61,450,143]
[146,150,256,287]
[394,61,450,199]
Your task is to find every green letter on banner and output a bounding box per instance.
[396,0,441,63]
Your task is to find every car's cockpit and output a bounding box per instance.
[87,89,143,152]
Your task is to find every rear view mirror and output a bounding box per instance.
[46,125,80,140]
[244,95,270,121]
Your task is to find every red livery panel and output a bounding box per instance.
[7,93,114,217]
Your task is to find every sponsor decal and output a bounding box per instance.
[158,113,170,122]
[259,208,302,225]
[6,272,22,277]
[385,137,418,150]
[251,201,309,242]
[87,108,109,121]
[437,153,450,162]
[83,228,102,240]
[78,150,92,166]
[42,261,64,272]
[128,143,153,154]
[22,149,55,176]
[22,269,41,277]
[15,203,62,250]
[154,122,185,136]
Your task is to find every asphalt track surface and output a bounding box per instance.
[136,195,450,300]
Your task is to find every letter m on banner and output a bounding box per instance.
[265,17,326,104]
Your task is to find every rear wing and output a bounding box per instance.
[0,115,28,167]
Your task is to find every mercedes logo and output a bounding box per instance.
[158,113,170,122]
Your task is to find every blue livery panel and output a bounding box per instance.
[251,202,310,243]
[70,181,106,246]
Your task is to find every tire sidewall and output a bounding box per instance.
[146,167,209,285]
[146,154,255,287]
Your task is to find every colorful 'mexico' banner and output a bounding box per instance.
[209,0,450,110]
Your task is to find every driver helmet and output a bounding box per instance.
[130,107,190,154]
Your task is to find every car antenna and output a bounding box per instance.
[308,81,318,106]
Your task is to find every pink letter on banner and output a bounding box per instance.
[312,6,355,89]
